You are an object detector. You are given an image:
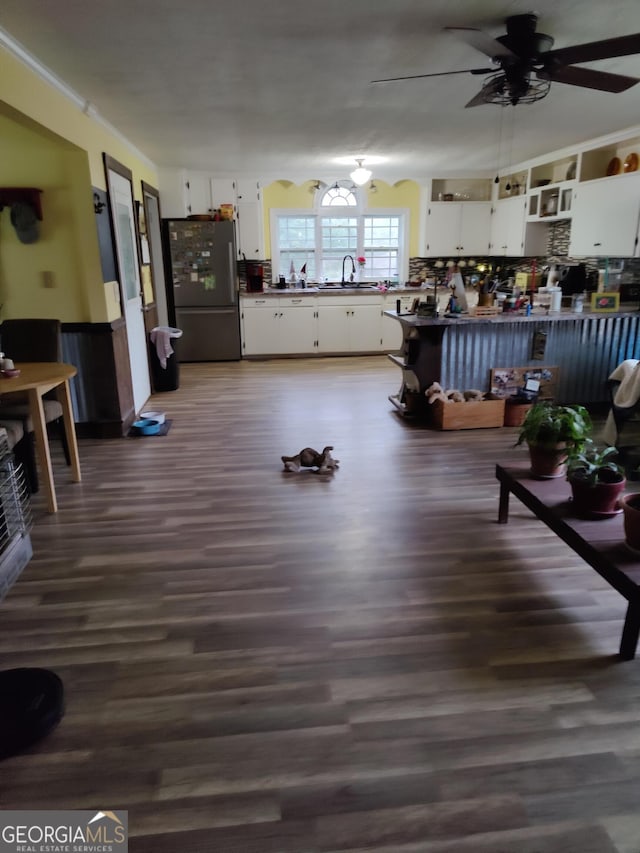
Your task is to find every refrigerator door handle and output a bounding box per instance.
[228,241,237,300]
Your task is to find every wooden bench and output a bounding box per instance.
[496,464,640,660]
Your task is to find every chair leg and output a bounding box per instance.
[55,417,71,465]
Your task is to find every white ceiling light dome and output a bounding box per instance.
[350,158,372,186]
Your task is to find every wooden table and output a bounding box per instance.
[496,464,640,660]
[0,363,81,513]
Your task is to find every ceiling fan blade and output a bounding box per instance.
[544,32,640,67]
[444,27,517,60]
[371,67,492,83]
[464,76,507,108]
[464,88,492,108]
[542,65,640,93]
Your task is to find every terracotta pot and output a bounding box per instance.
[620,492,640,553]
[504,402,533,427]
[528,441,568,479]
[569,475,626,519]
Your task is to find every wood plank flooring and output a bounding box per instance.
[1,356,639,852]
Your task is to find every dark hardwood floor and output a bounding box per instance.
[1,356,639,852]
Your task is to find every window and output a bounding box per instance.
[277,215,316,281]
[272,185,407,283]
[363,216,400,282]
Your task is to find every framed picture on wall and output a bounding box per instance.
[591,292,620,312]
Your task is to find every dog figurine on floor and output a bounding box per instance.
[281,446,340,474]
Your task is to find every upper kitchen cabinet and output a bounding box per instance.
[489,195,527,256]
[158,168,213,217]
[569,135,640,257]
[158,171,264,259]
[235,180,264,261]
[425,178,492,257]
[569,173,640,257]
[211,178,264,260]
[157,167,187,218]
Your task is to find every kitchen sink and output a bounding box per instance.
[317,283,378,290]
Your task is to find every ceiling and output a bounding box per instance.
[1,0,640,183]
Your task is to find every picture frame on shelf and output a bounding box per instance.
[591,293,620,312]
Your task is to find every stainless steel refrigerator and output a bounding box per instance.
[162,218,241,361]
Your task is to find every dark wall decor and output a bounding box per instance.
[93,186,116,283]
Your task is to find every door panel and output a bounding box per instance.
[107,168,150,413]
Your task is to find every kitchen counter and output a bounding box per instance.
[246,286,423,297]
[385,307,640,326]
[386,306,640,412]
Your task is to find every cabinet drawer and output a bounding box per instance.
[279,296,317,307]
[319,294,382,307]
[242,296,274,307]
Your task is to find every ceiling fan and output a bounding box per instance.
[372,14,640,107]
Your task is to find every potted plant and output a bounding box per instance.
[515,402,592,479]
[566,440,627,518]
[620,492,640,553]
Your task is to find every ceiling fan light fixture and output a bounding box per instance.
[350,158,372,186]
[480,72,551,106]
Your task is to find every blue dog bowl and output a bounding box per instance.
[132,418,160,436]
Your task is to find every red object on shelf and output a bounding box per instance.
[0,188,43,220]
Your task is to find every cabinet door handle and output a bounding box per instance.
[593,242,602,247]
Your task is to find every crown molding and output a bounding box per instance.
[0,26,156,171]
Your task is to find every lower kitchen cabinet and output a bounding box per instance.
[316,296,382,353]
[241,296,316,355]
[241,292,413,356]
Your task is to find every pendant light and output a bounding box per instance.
[350,158,372,186]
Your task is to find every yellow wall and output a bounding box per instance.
[262,178,421,259]
[0,48,159,322]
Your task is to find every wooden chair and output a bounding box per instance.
[607,360,640,448]
[0,319,70,493]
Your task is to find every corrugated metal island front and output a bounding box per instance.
[386,309,640,406]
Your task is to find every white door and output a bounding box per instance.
[108,169,151,413]
[143,188,169,327]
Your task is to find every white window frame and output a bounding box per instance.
[270,200,409,284]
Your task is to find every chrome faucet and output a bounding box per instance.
[341,255,356,286]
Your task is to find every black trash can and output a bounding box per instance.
[149,326,182,392]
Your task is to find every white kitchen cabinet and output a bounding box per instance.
[158,167,188,218]
[236,181,263,261]
[210,178,263,260]
[277,297,317,354]
[158,168,214,217]
[241,299,279,355]
[241,296,316,355]
[569,174,640,257]
[425,202,491,256]
[185,171,213,216]
[210,178,237,211]
[490,196,527,255]
[317,296,382,353]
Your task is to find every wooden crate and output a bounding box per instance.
[430,398,505,430]
[469,305,501,317]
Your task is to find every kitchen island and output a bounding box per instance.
[385,307,640,415]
